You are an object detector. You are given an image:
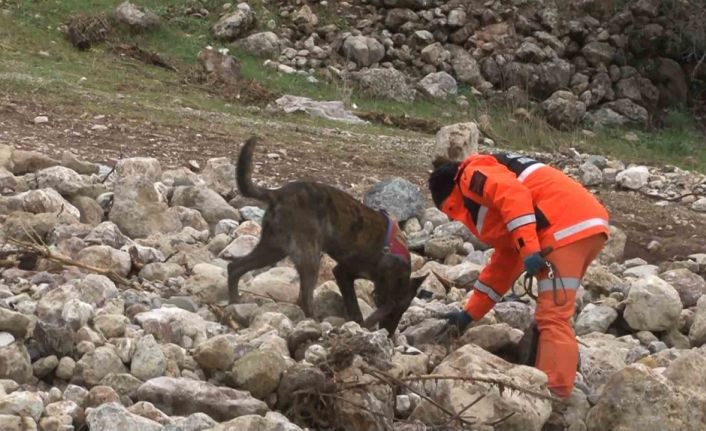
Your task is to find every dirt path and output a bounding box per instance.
[2,94,705,264]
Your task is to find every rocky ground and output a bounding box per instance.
[0,121,705,430]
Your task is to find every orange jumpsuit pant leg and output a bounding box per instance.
[534,234,606,398]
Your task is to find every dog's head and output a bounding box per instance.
[408,273,430,301]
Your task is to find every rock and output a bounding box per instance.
[87,385,121,407]
[424,236,463,260]
[140,262,186,282]
[194,334,238,371]
[410,344,551,429]
[449,47,483,86]
[385,8,419,31]
[137,377,268,422]
[1,188,81,218]
[87,402,162,431]
[32,354,58,378]
[63,384,89,407]
[271,95,367,124]
[70,195,104,225]
[100,373,144,398]
[77,245,131,277]
[34,165,86,195]
[616,166,649,190]
[135,306,215,346]
[86,222,131,250]
[420,42,446,66]
[624,276,682,331]
[212,3,255,41]
[242,266,299,304]
[542,90,587,129]
[582,41,615,66]
[598,225,627,264]
[239,206,264,224]
[75,346,127,386]
[335,365,394,431]
[236,32,281,59]
[0,307,35,339]
[575,304,618,335]
[110,173,181,239]
[55,357,76,380]
[662,328,691,350]
[603,99,649,125]
[0,342,32,383]
[131,335,167,381]
[185,263,227,304]
[689,296,706,347]
[166,413,217,431]
[231,350,287,399]
[198,48,241,83]
[433,122,480,163]
[659,268,706,308]
[0,391,43,420]
[114,1,160,31]
[0,415,36,431]
[586,107,629,128]
[211,413,303,431]
[579,333,635,390]
[350,68,416,102]
[579,162,603,186]
[692,197,706,213]
[342,36,385,67]
[364,178,424,222]
[586,363,706,431]
[10,149,58,174]
[624,264,659,278]
[418,72,457,98]
[171,186,239,228]
[459,323,524,353]
[494,301,535,331]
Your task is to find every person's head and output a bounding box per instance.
[428,157,461,210]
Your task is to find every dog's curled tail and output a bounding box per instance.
[237,136,273,203]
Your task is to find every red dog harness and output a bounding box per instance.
[381,210,410,264]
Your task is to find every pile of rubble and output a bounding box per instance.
[0,141,705,431]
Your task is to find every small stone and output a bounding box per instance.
[34,116,49,125]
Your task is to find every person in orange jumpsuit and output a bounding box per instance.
[428,152,609,399]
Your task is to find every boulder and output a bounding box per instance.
[616,166,649,190]
[350,68,416,102]
[586,363,706,431]
[0,391,44,421]
[77,245,131,277]
[433,122,480,163]
[110,177,181,240]
[689,296,706,347]
[575,304,618,335]
[579,333,636,390]
[34,165,86,195]
[659,268,706,307]
[198,48,241,83]
[0,342,33,383]
[231,350,287,399]
[243,266,300,304]
[171,186,239,228]
[131,335,167,381]
[235,32,281,59]
[543,90,586,130]
[75,346,128,386]
[342,36,385,67]
[598,225,627,264]
[418,72,458,98]
[114,1,160,31]
[579,162,603,186]
[137,377,268,422]
[211,412,303,431]
[364,178,424,222]
[185,263,227,304]
[194,334,239,371]
[0,307,35,339]
[212,3,256,41]
[624,276,682,331]
[410,344,551,429]
[582,41,615,66]
[87,402,162,431]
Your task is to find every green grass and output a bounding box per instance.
[1,0,705,171]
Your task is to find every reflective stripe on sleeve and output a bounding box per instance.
[506,214,537,231]
[473,280,503,302]
[553,218,609,241]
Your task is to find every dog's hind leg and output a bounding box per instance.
[333,265,364,324]
[292,250,321,318]
[227,239,285,304]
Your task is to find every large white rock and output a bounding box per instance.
[623,276,682,332]
[615,166,649,190]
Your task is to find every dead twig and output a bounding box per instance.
[7,235,134,288]
[239,288,296,304]
[100,152,121,183]
[637,189,699,202]
[363,367,476,428]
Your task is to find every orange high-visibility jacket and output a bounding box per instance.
[440,153,610,319]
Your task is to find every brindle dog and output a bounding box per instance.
[227,136,427,335]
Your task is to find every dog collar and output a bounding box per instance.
[380,210,411,264]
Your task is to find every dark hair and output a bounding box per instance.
[428,161,460,209]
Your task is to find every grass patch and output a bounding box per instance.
[1,0,705,172]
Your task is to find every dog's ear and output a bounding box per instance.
[432,155,453,170]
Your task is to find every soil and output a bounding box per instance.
[1,94,705,265]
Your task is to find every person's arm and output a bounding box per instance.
[464,247,522,319]
[460,166,541,257]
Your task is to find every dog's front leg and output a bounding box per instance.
[333,265,364,324]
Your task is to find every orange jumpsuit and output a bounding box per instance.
[440,153,609,398]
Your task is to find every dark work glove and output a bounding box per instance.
[441,309,473,332]
[523,252,547,277]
